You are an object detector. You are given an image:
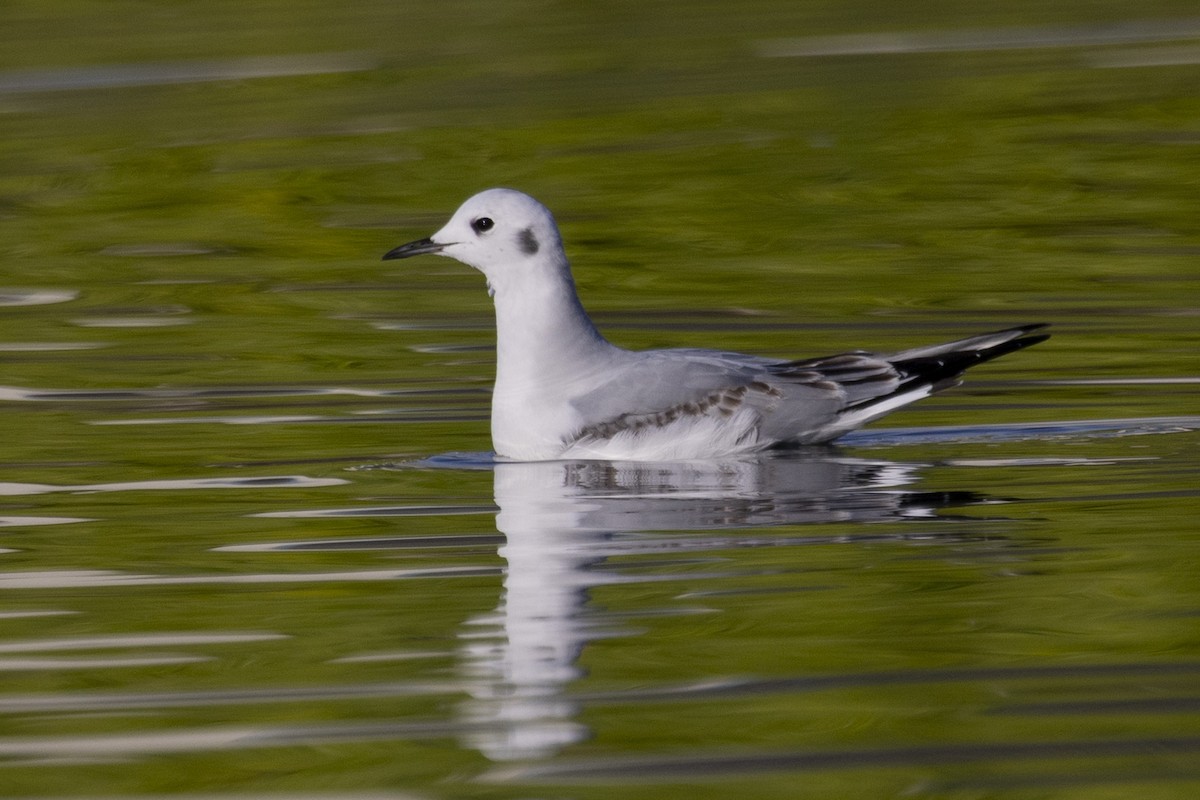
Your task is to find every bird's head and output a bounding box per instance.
[383,188,564,281]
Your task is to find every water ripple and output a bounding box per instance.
[843,416,1200,446]
[484,736,1200,782]
[0,475,348,496]
[0,567,497,590]
[253,504,496,519]
[0,53,375,94]
[0,655,211,672]
[0,632,288,654]
[0,515,93,528]
[0,289,79,307]
[758,17,1200,58]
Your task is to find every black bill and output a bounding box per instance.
[382,237,446,260]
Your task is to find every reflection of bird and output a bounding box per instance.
[457,453,1009,761]
[494,453,964,532]
[385,188,1049,461]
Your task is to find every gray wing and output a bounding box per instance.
[757,351,902,442]
[565,347,858,445]
[562,324,1048,448]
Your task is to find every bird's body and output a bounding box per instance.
[384,188,1048,461]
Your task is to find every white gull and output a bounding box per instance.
[383,188,1048,461]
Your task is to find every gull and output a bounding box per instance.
[384,188,1049,461]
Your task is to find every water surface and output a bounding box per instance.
[1,2,1198,798]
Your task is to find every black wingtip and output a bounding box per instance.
[979,323,1051,345]
[891,324,1051,395]
[983,328,1052,362]
[1012,322,1051,339]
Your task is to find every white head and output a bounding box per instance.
[383,189,566,282]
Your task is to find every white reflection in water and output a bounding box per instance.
[0,475,348,496]
[0,631,287,653]
[0,289,79,307]
[0,53,374,94]
[756,17,1200,58]
[0,566,493,590]
[71,316,193,328]
[457,452,941,761]
[0,632,285,672]
[0,515,93,527]
[0,610,76,620]
[0,655,211,671]
[94,414,331,425]
[0,342,107,352]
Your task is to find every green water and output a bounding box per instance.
[1,2,1199,798]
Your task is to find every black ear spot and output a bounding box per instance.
[518,227,539,255]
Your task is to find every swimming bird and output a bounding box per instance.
[383,188,1048,461]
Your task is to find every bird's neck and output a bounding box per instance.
[489,258,614,387]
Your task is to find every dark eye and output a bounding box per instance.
[471,217,495,234]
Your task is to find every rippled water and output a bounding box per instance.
[3,2,1200,798]
[2,307,1197,797]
